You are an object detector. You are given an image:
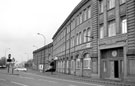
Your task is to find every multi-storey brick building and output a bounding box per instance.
[33,43,53,71]
[52,0,135,82]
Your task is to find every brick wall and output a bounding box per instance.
[92,0,98,57]
[127,0,135,55]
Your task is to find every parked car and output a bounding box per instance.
[14,67,27,72]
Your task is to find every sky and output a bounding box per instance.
[0,0,81,63]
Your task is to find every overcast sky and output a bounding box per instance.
[0,0,81,63]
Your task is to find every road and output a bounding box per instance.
[0,69,118,86]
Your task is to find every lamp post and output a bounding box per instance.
[37,33,46,73]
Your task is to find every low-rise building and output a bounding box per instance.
[33,43,53,71]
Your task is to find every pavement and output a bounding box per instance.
[27,69,135,86]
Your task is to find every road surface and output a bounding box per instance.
[0,69,114,86]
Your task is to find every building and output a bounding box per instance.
[52,0,135,82]
[33,42,53,71]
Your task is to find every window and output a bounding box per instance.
[129,59,135,75]
[88,6,91,19]
[83,30,87,43]
[100,24,104,39]
[108,20,116,37]
[108,0,115,9]
[76,15,80,26]
[79,32,82,44]
[71,20,75,30]
[120,0,126,4]
[87,28,92,41]
[71,36,74,47]
[76,34,79,45]
[83,54,91,69]
[71,60,74,70]
[99,0,104,13]
[79,13,83,24]
[67,25,70,33]
[76,58,81,69]
[83,9,87,21]
[72,36,74,47]
[121,18,127,34]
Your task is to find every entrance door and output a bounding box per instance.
[110,60,119,79]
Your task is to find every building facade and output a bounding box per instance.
[33,43,53,71]
[52,0,135,82]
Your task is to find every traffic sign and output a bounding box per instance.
[7,59,12,62]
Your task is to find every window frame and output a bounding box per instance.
[108,0,115,9]
[108,20,116,37]
[121,17,127,34]
[99,24,104,39]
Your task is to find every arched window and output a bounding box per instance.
[83,54,91,69]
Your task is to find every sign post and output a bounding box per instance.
[7,54,12,73]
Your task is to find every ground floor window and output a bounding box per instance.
[76,58,81,69]
[128,59,135,75]
[83,54,91,69]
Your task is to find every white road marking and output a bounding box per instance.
[25,73,104,86]
[0,78,6,81]
[11,81,29,86]
[38,79,57,83]
[19,76,34,80]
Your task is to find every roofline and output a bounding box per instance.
[52,0,89,39]
[33,42,53,53]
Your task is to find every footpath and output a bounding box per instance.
[27,69,135,86]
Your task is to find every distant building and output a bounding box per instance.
[33,43,53,71]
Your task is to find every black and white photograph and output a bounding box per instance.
[0,0,135,86]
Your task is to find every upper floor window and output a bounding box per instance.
[83,9,87,21]
[87,27,92,41]
[79,32,82,44]
[67,25,70,33]
[108,20,116,37]
[121,17,127,34]
[108,0,115,9]
[88,6,91,19]
[76,15,80,26]
[83,30,87,43]
[79,13,83,24]
[120,0,126,4]
[76,33,79,45]
[99,0,104,13]
[100,24,104,39]
[71,20,75,30]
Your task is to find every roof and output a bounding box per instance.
[52,0,89,39]
[33,42,53,53]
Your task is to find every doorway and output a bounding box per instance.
[114,60,119,78]
[110,60,119,79]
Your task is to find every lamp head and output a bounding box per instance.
[37,33,40,35]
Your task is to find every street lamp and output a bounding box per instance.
[33,45,38,49]
[37,33,46,73]
[37,33,46,46]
